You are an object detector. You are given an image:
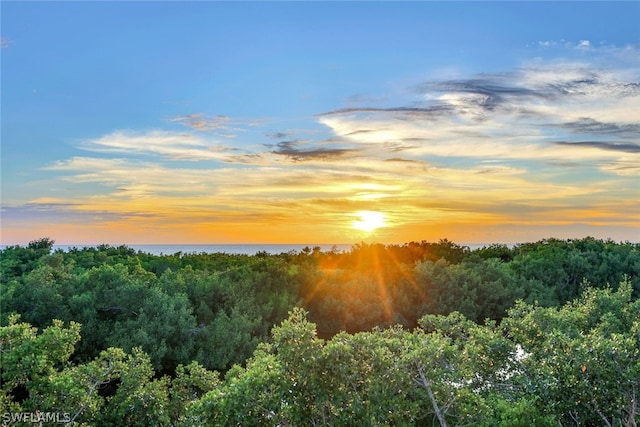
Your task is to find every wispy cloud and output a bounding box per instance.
[538,39,592,50]
[168,113,248,138]
[266,131,295,140]
[559,118,640,138]
[552,140,640,154]
[78,130,237,161]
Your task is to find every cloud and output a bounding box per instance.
[598,156,640,176]
[537,39,594,50]
[318,105,454,118]
[78,130,235,161]
[0,202,129,227]
[270,140,360,161]
[538,40,558,48]
[44,156,223,196]
[0,37,12,49]
[170,113,228,130]
[266,131,295,139]
[577,40,591,49]
[559,118,640,139]
[169,113,245,138]
[318,59,640,175]
[431,77,550,110]
[552,140,640,154]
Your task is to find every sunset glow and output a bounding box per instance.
[352,211,387,233]
[2,2,638,245]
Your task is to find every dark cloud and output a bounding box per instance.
[552,140,640,153]
[266,131,295,139]
[321,72,631,126]
[320,70,637,134]
[318,105,452,118]
[271,140,358,161]
[436,75,586,99]
[560,118,640,138]
[432,77,548,110]
[547,75,599,96]
[414,72,638,116]
[346,129,377,136]
[552,78,640,98]
[384,157,429,166]
[274,140,300,151]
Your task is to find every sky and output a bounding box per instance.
[1,1,639,246]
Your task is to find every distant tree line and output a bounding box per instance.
[1,237,638,425]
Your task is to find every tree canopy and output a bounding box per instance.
[1,237,638,425]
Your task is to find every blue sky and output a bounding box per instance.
[2,2,639,245]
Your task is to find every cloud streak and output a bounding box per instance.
[77,130,248,162]
[171,113,253,139]
[269,140,360,161]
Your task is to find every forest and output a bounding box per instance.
[1,237,638,426]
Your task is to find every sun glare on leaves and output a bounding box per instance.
[352,210,386,233]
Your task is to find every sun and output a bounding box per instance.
[352,210,386,233]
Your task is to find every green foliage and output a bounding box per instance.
[2,275,638,425]
[194,283,639,425]
[414,257,525,324]
[191,308,422,425]
[33,347,128,423]
[168,361,219,425]
[511,237,640,303]
[66,263,197,372]
[1,237,639,425]
[411,311,519,425]
[0,315,80,396]
[0,238,55,285]
[2,242,307,373]
[95,347,171,426]
[503,279,640,426]
[479,396,556,427]
[194,308,261,370]
[0,318,221,426]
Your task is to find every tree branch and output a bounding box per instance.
[414,361,449,427]
[624,384,637,427]
[68,360,116,424]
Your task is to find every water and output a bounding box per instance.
[2,242,494,256]
[50,244,353,256]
